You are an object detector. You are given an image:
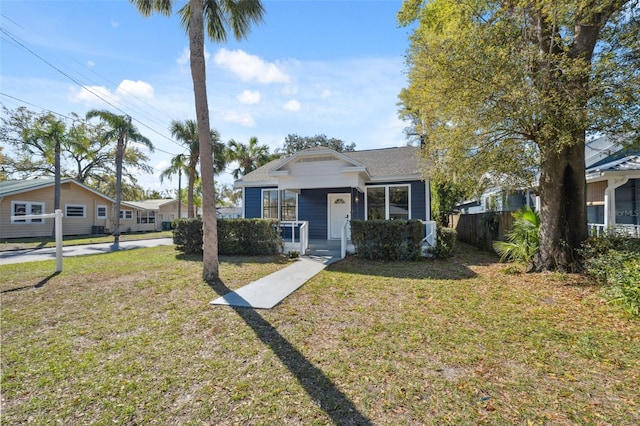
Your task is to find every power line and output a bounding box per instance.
[0,25,186,152]
[0,92,182,158]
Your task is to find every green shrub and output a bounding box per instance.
[172,218,203,254]
[173,218,283,256]
[433,226,457,259]
[218,219,282,256]
[350,220,424,261]
[580,233,640,316]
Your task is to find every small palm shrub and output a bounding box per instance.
[493,206,540,263]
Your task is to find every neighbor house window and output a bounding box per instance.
[11,201,45,224]
[137,211,156,224]
[119,210,133,220]
[97,205,107,219]
[262,189,298,221]
[65,204,86,218]
[366,185,410,220]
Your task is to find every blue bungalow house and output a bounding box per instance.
[234,146,434,255]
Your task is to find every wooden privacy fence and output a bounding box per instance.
[449,212,515,252]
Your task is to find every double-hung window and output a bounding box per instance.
[366,185,410,220]
[137,211,156,224]
[119,210,133,220]
[65,204,86,218]
[97,205,108,219]
[262,189,298,221]
[11,201,45,224]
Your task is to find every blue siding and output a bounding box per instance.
[299,187,352,239]
[243,187,275,218]
[365,180,429,221]
[243,182,428,240]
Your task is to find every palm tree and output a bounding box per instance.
[167,119,226,218]
[493,206,541,264]
[227,136,273,179]
[86,110,153,244]
[160,153,187,218]
[32,114,67,236]
[132,0,265,282]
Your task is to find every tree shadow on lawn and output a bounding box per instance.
[1,271,61,293]
[176,253,290,266]
[208,278,372,426]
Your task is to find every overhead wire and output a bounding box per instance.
[0,20,187,153]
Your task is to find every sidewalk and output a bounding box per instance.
[210,255,338,309]
[0,238,174,265]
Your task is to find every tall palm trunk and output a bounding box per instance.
[189,0,219,281]
[187,165,196,218]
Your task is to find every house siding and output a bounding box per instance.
[243,187,272,219]
[299,187,352,239]
[0,182,116,239]
[364,180,428,220]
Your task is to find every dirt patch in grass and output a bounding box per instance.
[2,244,639,425]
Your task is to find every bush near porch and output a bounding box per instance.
[350,220,424,260]
[172,218,282,256]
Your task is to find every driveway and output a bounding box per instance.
[0,238,174,266]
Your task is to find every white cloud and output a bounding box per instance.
[116,80,154,99]
[237,90,261,105]
[214,48,290,84]
[68,85,119,107]
[222,111,255,127]
[283,99,301,112]
[110,19,120,28]
[87,60,95,68]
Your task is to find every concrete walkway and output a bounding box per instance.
[0,238,174,265]
[210,255,338,309]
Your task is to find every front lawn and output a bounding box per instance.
[1,245,638,424]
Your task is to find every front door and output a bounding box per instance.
[328,193,351,239]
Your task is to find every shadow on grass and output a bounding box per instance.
[175,252,290,266]
[1,271,61,294]
[208,278,372,425]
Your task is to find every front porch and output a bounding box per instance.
[280,220,437,259]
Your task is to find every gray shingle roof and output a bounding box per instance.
[236,146,421,185]
[0,177,68,196]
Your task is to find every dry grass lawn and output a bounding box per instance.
[1,244,639,425]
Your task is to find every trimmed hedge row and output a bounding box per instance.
[350,219,424,261]
[172,218,283,256]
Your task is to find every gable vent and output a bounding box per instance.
[297,156,336,163]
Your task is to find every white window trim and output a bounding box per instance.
[119,209,133,220]
[260,189,298,221]
[11,201,45,224]
[97,204,108,219]
[364,184,412,220]
[65,204,87,218]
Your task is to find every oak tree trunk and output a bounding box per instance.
[532,138,588,272]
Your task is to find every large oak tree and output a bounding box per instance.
[398,0,639,271]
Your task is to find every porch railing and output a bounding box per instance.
[281,220,309,254]
[341,220,349,259]
[422,220,438,248]
[588,223,640,238]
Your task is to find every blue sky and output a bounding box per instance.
[1,0,415,191]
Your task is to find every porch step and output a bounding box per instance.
[306,240,342,257]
